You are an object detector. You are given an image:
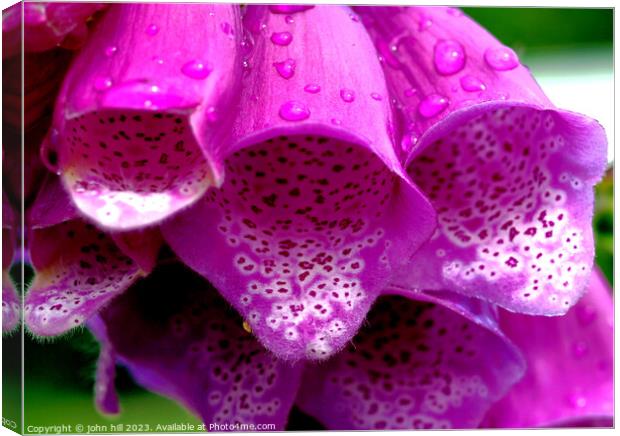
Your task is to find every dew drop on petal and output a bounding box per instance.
[285,15,294,24]
[484,46,520,71]
[370,92,383,101]
[304,83,321,94]
[93,76,113,91]
[145,24,159,36]
[206,106,219,123]
[271,31,293,46]
[418,15,433,31]
[433,40,466,75]
[273,58,296,79]
[279,100,310,121]
[460,75,487,92]
[418,94,449,118]
[340,88,355,103]
[104,45,117,57]
[181,60,212,80]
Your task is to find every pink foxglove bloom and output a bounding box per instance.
[7,3,611,430]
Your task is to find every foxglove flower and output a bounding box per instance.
[24,175,162,336]
[9,2,612,431]
[2,192,19,332]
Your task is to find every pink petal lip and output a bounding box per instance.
[356,6,608,316]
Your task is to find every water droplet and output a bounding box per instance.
[94,76,113,91]
[304,84,321,94]
[104,45,117,57]
[279,100,310,122]
[340,88,355,103]
[269,5,314,14]
[273,58,296,79]
[146,24,159,36]
[568,393,587,409]
[206,106,219,123]
[418,94,449,118]
[572,341,588,358]
[433,40,466,75]
[370,92,383,101]
[181,60,212,80]
[271,31,293,46]
[285,15,294,24]
[400,130,419,154]
[418,15,433,31]
[460,75,486,92]
[331,118,342,126]
[484,46,520,71]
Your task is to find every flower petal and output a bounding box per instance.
[296,293,524,429]
[358,6,608,315]
[481,269,613,428]
[96,263,303,428]
[51,4,243,230]
[163,5,435,360]
[2,2,106,57]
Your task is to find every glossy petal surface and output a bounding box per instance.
[52,4,243,229]
[358,7,607,315]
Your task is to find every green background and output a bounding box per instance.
[3,6,614,433]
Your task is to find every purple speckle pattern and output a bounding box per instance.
[98,264,302,428]
[25,220,142,336]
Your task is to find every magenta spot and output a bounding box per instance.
[269,5,314,14]
[145,24,159,36]
[460,75,487,92]
[273,58,296,79]
[304,84,321,94]
[340,89,356,103]
[484,46,520,71]
[370,92,383,101]
[418,15,433,31]
[285,15,294,24]
[418,94,449,118]
[104,46,117,57]
[271,31,293,46]
[279,101,311,122]
[433,40,466,75]
[181,60,212,80]
[93,76,113,92]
